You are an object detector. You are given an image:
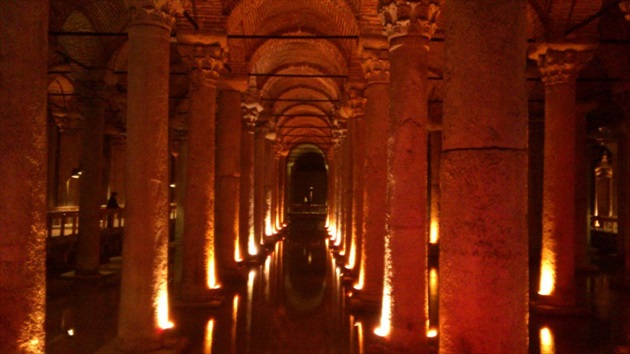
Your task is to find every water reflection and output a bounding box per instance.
[45,217,629,354]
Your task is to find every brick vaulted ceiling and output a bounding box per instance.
[48,0,629,153]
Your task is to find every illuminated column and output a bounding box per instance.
[264,136,274,236]
[75,75,107,275]
[117,2,182,351]
[347,86,367,275]
[216,80,246,280]
[254,123,266,244]
[377,1,438,350]
[440,1,528,352]
[343,133,353,258]
[241,100,262,257]
[178,38,227,301]
[531,43,594,310]
[0,1,48,352]
[358,38,389,305]
[428,130,441,246]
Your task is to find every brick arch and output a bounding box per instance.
[59,10,106,68]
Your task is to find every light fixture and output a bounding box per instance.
[70,168,81,179]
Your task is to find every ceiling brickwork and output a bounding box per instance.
[46,0,629,153]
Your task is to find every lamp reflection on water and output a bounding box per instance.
[203,319,214,354]
[540,326,555,354]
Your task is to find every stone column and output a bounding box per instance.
[531,43,594,310]
[377,1,438,350]
[254,124,266,244]
[440,1,529,352]
[0,1,48,352]
[75,75,107,276]
[216,80,246,281]
[52,112,83,206]
[342,134,353,259]
[358,38,389,306]
[116,2,181,351]
[241,101,262,257]
[346,86,367,283]
[178,38,226,301]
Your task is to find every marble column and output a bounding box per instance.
[75,75,107,275]
[440,1,529,352]
[116,2,181,351]
[358,38,389,306]
[346,86,367,282]
[531,43,594,310]
[0,1,48,352]
[241,101,262,257]
[216,81,246,281]
[377,1,438,350]
[178,39,227,301]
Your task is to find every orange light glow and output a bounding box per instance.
[427,328,438,338]
[538,250,555,295]
[347,244,356,269]
[375,234,392,337]
[354,260,365,290]
[204,319,215,354]
[206,248,220,290]
[248,237,258,256]
[540,327,555,354]
[235,237,242,262]
[157,285,173,329]
[429,219,439,244]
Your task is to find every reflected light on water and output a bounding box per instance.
[355,321,364,354]
[232,295,239,353]
[204,319,214,354]
[375,233,393,337]
[540,327,555,354]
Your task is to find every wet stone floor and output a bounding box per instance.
[46,217,629,354]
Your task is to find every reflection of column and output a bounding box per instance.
[358,39,389,306]
[440,2,528,352]
[216,82,246,280]
[241,101,262,256]
[377,1,438,349]
[117,2,180,351]
[0,1,48,352]
[532,43,594,310]
[178,39,226,301]
[75,75,107,276]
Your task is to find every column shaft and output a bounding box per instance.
[386,34,429,349]
[440,1,529,353]
[76,78,107,275]
[0,1,48,352]
[362,81,388,303]
[240,129,255,255]
[181,76,219,300]
[117,7,173,351]
[216,89,242,280]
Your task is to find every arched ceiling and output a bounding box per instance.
[46,0,629,152]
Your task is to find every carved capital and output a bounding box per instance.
[52,110,82,134]
[620,0,630,21]
[274,142,289,158]
[531,43,595,86]
[360,49,390,84]
[242,102,263,130]
[126,0,183,30]
[379,0,440,40]
[179,43,227,90]
[345,86,367,119]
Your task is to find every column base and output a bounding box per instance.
[97,334,187,354]
[348,292,382,313]
[530,300,591,317]
[177,287,224,307]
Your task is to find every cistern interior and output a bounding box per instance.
[1,0,630,353]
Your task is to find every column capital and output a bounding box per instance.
[345,85,367,119]
[360,51,390,85]
[178,40,228,89]
[530,43,596,86]
[274,142,289,158]
[379,0,440,41]
[126,0,185,30]
[242,101,263,130]
[52,109,82,134]
[619,1,630,21]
